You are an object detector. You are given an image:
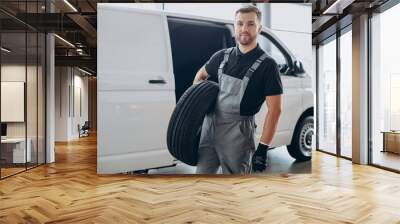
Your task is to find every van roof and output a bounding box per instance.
[97,4,295,61]
[164,10,235,25]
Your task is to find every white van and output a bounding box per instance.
[97,4,314,174]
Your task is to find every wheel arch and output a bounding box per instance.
[291,107,314,143]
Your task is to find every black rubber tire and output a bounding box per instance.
[287,116,314,161]
[167,81,219,166]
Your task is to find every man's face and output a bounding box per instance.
[234,12,261,46]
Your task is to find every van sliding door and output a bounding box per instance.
[167,17,233,102]
[97,5,175,173]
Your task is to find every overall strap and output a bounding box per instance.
[217,47,234,75]
[244,53,268,80]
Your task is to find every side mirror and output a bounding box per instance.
[293,60,305,75]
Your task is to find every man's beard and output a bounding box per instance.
[237,33,256,45]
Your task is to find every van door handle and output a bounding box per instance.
[148,79,166,84]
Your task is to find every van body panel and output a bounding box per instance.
[98,91,175,156]
[97,5,173,91]
[254,76,305,147]
[98,149,175,174]
[98,4,175,173]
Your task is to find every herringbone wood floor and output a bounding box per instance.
[1,134,400,223]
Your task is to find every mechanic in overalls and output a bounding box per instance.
[193,5,283,174]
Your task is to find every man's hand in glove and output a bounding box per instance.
[251,143,270,172]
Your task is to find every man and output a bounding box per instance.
[193,5,282,174]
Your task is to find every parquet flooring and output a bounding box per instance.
[1,134,400,223]
[1,167,26,178]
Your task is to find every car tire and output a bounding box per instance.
[287,116,314,161]
[167,81,219,166]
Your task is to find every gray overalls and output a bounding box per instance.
[196,47,268,174]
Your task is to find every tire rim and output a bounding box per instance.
[299,122,314,156]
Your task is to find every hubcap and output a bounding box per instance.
[299,122,314,155]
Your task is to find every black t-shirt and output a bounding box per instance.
[205,44,283,116]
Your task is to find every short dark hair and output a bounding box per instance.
[235,5,262,21]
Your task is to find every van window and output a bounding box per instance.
[258,33,290,75]
[167,17,232,102]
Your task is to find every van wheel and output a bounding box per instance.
[287,116,313,161]
[167,81,219,166]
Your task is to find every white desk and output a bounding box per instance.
[1,138,31,163]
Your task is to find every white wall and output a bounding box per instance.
[55,66,70,141]
[1,63,46,163]
[71,73,89,138]
[261,3,312,75]
[164,3,242,20]
[1,65,36,138]
[55,67,89,141]
[123,3,242,20]
[1,65,26,140]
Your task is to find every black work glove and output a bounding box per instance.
[251,143,270,173]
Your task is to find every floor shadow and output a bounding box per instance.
[148,146,312,174]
